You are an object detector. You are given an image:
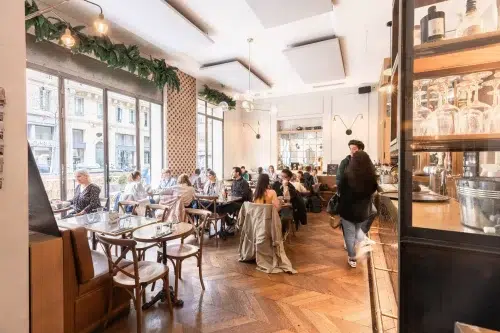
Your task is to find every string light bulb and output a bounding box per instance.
[61,28,75,48]
[94,13,108,34]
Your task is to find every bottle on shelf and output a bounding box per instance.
[457,0,483,37]
[427,5,446,42]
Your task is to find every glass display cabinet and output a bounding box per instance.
[389,0,500,332]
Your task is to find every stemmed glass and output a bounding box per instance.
[455,81,471,134]
[413,79,432,136]
[425,84,441,135]
[433,76,460,135]
[483,76,500,133]
[462,71,493,133]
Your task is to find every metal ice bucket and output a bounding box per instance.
[456,177,500,230]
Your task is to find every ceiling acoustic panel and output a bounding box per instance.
[246,0,333,28]
[200,61,270,93]
[283,38,345,84]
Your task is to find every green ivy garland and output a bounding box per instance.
[25,0,180,92]
[199,85,236,110]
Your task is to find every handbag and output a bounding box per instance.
[326,193,340,216]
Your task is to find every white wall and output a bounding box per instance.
[0,0,29,332]
[239,87,379,171]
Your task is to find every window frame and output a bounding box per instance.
[196,99,224,176]
[26,66,164,201]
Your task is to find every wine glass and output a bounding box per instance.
[483,78,500,133]
[425,84,441,135]
[413,80,432,136]
[433,76,460,135]
[463,71,493,133]
[456,81,471,134]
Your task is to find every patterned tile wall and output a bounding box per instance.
[165,71,197,176]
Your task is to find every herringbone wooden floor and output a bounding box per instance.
[105,212,373,333]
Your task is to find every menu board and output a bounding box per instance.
[327,164,338,176]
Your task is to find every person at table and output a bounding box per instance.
[253,174,281,210]
[272,169,307,228]
[302,166,315,192]
[241,166,251,182]
[122,171,154,213]
[312,168,319,184]
[68,169,101,216]
[203,170,223,196]
[291,174,310,207]
[161,174,196,208]
[158,168,177,190]
[257,167,263,175]
[189,168,204,192]
[267,165,278,182]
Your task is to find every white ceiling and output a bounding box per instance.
[34,0,392,98]
[200,61,270,93]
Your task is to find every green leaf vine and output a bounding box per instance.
[198,85,236,110]
[25,0,180,92]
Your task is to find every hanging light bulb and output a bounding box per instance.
[94,13,109,35]
[218,101,229,112]
[61,28,75,48]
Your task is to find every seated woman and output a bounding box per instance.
[161,174,196,208]
[253,174,281,210]
[68,169,101,216]
[122,171,151,203]
[203,170,223,196]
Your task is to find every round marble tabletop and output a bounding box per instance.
[132,222,193,243]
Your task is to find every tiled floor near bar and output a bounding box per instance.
[105,212,373,333]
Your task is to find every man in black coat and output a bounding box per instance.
[273,169,307,228]
[336,140,365,187]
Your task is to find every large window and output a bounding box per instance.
[26,68,164,202]
[65,79,104,199]
[27,69,60,199]
[197,99,223,177]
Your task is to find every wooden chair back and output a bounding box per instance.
[195,195,218,215]
[96,234,139,286]
[185,208,211,252]
[118,200,139,215]
[145,204,171,221]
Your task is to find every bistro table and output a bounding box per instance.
[53,206,72,218]
[57,212,159,250]
[195,194,242,205]
[132,222,194,309]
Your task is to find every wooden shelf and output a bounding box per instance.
[414,31,500,77]
[415,0,447,8]
[277,129,321,135]
[411,133,500,152]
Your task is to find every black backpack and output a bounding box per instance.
[309,195,322,213]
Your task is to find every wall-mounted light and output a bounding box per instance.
[333,114,364,135]
[243,122,261,139]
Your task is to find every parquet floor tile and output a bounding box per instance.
[104,212,373,333]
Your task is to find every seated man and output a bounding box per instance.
[272,169,307,230]
[302,166,315,193]
[189,168,204,193]
[218,167,252,236]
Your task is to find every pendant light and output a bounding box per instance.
[86,0,109,35]
[61,27,76,48]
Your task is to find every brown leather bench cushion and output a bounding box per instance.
[79,251,132,296]
[70,227,94,284]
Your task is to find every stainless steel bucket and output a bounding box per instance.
[456,177,500,230]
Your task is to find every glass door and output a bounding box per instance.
[64,79,105,200]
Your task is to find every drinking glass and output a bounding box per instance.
[433,76,460,135]
[425,84,442,135]
[483,78,500,133]
[463,71,493,133]
[456,81,471,134]
[413,80,432,136]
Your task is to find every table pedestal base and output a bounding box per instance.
[142,286,184,310]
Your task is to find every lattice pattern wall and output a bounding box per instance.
[165,71,197,176]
